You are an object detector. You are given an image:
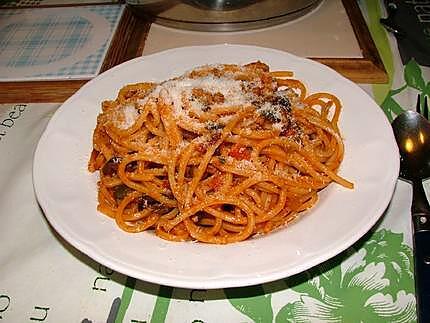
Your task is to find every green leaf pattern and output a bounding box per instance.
[364,292,416,323]
[404,60,425,91]
[363,231,414,294]
[275,296,341,323]
[381,59,429,122]
[225,285,273,323]
[227,229,416,322]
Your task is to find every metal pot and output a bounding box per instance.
[188,0,258,11]
[127,0,323,31]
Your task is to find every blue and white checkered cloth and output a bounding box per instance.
[0,5,124,81]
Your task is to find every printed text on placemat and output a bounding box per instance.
[0,104,27,142]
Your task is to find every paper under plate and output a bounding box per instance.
[33,44,399,289]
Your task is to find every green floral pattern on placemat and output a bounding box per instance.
[226,229,416,323]
[381,59,430,121]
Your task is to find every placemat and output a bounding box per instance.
[0,0,119,8]
[0,100,418,321]
[0,4,124,81]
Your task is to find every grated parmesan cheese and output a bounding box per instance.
[115,104,139,129]
[140,65,261,120]
[257,102,282,123]
[272,122,284,131]
[235,159,256,171]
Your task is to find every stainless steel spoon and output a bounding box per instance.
[392,110,430,323]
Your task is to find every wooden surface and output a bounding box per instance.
[0,1,387,103]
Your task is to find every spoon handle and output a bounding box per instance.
[413,232,430,323]
[411,180,430,323]
[412,180,430,232]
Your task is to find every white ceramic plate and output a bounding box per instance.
[33,44,399,289]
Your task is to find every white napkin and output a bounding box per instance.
[0,104,129,322]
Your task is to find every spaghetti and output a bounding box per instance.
[88,61,353,244]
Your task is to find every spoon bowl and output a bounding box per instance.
[392,110,430,181]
